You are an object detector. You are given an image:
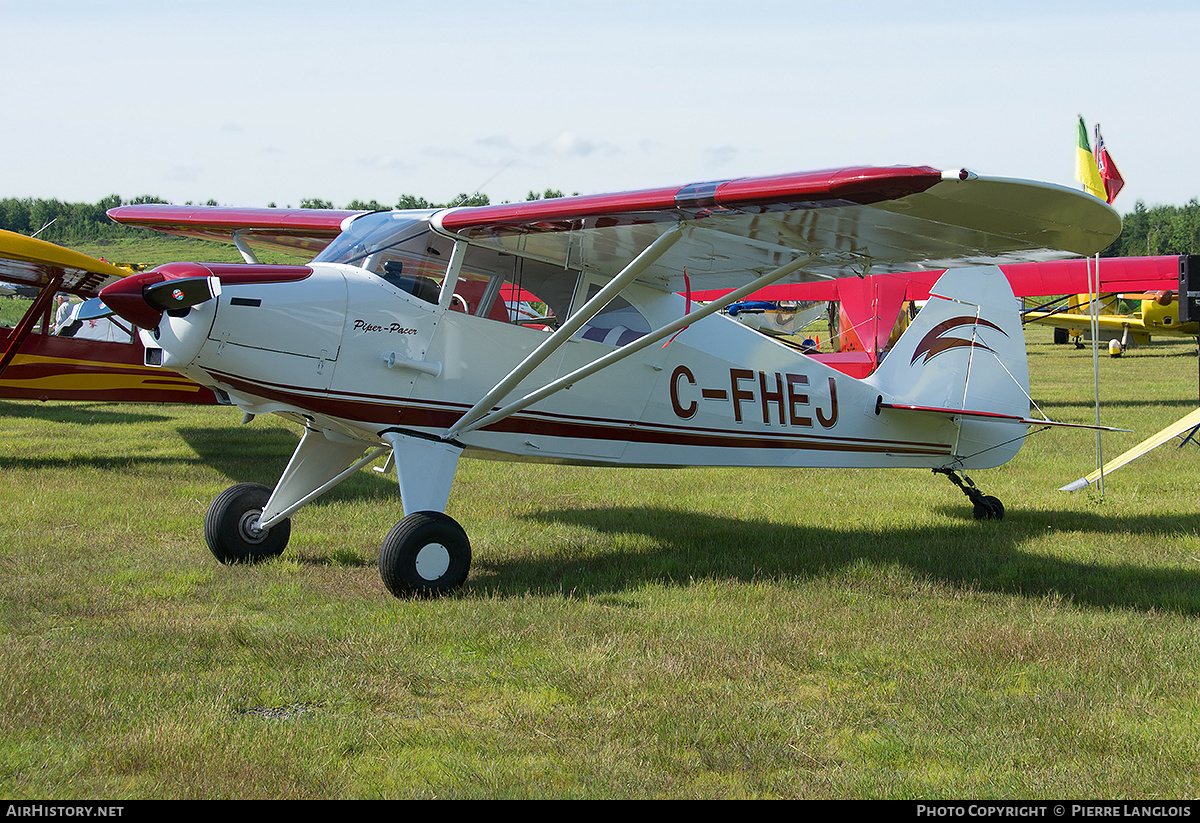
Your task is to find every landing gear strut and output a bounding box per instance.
[933,468,1005,520]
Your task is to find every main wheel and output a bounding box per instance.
[379,511,471,597]
[204,482,291,563]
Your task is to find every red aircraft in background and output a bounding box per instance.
[0,230,230,403]
[702,255,1187,376]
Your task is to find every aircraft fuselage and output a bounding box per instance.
[135,258,1015,473]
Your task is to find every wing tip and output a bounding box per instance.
[1059,478,1091,492]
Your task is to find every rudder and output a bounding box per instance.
[867,265,1030,468]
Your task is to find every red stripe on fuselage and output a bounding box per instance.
[204,369,952,458]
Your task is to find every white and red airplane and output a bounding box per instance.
[58,165,1122,597]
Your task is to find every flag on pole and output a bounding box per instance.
[1094,124,1124,204]
[1076,116,1106,200]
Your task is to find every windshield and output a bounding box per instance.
[311,210,436,267]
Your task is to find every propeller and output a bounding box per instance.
[100,272,223,329]
[143,276,222,312]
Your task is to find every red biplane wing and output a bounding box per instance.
[700,255,1179,305]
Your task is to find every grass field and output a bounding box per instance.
[1,324,1198,799]
[66,236,310,267]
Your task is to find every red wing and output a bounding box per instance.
[105,167,1123,296]
[106,205,362,259]
[435,167,1122,293]
[695,256,1181,303]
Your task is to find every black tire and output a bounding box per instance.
[379,511,471,598]
[972,495,1005,521]
[204,482,291,563]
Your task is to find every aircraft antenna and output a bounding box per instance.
[30,218,57,238]
[448,160,516,208]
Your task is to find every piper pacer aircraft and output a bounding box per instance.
[84,165,1121,597]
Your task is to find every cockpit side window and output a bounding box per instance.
[573,285,651,346]
[315,212,649,343]
[380,261,441,302]
[450,247,650,346]
[451,246,570,326]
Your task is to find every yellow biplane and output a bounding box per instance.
[1024,286,1196,356]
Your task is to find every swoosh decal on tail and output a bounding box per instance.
[911,316,1006,365]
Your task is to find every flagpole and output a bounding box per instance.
[1078,117,1114,496]
[1089,253,1104,497]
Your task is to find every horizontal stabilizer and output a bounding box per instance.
[1060,407,1200,491]
[878,401,1130,432]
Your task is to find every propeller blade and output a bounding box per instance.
[143,276,222,312]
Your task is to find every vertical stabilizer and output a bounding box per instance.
[867,265,1030,468]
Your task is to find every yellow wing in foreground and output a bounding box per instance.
[0,229,133,297]
[1060,407,1200,491]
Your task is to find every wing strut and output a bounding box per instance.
[446,251,818,440]
[0,275,62,377]
[232,231,260,264]
[1060,407,1200,491]
[445,225,685,439]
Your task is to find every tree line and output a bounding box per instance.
[0,189,567,246]
[1,190,1196,259]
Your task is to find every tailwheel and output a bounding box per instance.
[379,511,471,598]
[204,482,291,563]
[972,495,1005,521]
[933,468,1005,521]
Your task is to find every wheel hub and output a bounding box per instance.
[238,510,268,544]
[414,542,451,581]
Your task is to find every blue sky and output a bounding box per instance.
[4,0,1197,211]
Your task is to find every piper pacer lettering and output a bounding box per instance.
[670,365,838,428]
[352,319,419,335]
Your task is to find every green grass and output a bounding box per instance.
[0,298,33,326]
[67,236,309,267]
[1,328,1199,799]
